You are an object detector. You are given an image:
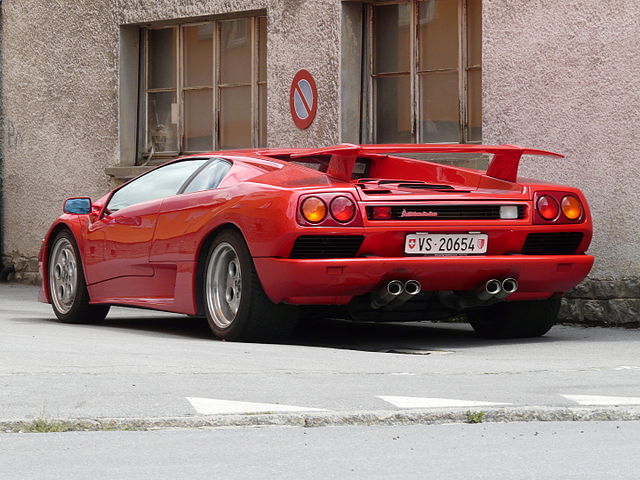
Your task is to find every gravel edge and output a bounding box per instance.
[3,406,640,433]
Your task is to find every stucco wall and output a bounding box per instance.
[2,0,119,268]
[483,0,640,281]
[1,0,342,273]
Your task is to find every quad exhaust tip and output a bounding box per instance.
[479,278,518,301]
[371,279,421,309]
[371,280,404,309]
[501,277,518,294]
[485,279,502,296]
[403,280,422,296]
[372,277,515,310]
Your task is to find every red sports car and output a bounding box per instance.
[39,144,593,341]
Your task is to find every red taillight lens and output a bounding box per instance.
[301,197,327,223]
[537,195,559,220]
[561,195,583,221]
[330,196,356,223]
[372,206,392,220]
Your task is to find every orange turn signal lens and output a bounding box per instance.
[330,196,356,223]
[301,197,327,223]
[561,195,582,221]
[537,195,559,220]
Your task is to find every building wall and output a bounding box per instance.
[2,0,119,279]
[483,0,640,324]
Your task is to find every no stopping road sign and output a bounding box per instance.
[289,69,317,129]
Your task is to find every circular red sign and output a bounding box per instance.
[289,69,317,129]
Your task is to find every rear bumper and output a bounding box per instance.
[254,254,594,305]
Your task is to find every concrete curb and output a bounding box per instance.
[3,406,640,433]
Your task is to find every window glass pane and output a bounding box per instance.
[258,16,267,83]
[219,18,252,84]
[108,160,207,212]
[419,71,460,142]
[183,160,232,193]
[375,76,412,143]
[219,86,252,149]
[467,0,482,66]
[148,28,176,89]
[374,4,411,73]
[259,83,267,147]
[418,0,459,71]
[148,91,178,152]
[184,24,213,87]
[467,68,481,142]
[184,89,213,151]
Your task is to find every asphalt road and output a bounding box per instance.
[2,421,640,479]
[2,283,640,423]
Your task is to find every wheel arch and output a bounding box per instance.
[194,222,246,316]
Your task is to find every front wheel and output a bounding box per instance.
[48,230,110,323]
[203,230,298,342]
[467,298,560,339]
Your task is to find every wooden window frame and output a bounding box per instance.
[366,0,481,144]
[140,16,266,163]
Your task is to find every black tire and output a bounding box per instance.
[467,298,560,339]
[48,230,110,323]
[202,229,298,342]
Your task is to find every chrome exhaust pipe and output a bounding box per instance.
[371,280,404,309]
[477,279,502,301]
[388,280,422,307]
[404,280,422,296]
[495,278,518,299]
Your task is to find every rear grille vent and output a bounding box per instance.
[366,205,526,221]
[290,235,364,259]
[521,232,584,255]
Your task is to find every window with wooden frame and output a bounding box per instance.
[367,0,481,144]
[140,16,266,161]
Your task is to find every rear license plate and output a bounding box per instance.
[405,233,488,255]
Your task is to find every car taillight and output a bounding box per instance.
[301,197,327,223]
[330,196,356,223]
[536,195,559,221]
[561,195,582,221]
[298,193,362,226]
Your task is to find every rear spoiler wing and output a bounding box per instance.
[288,143,564,182]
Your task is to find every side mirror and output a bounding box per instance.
[63,197,92,215]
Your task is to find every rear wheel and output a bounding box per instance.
[203,230,298,342]
[467,298,560,339]
[48,230,110,323]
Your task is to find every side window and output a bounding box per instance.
[107,160,207,212]
[182,160,232,194]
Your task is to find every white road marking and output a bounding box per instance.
[186,397,326,415]
[562,394,640,406]
[377,395,511,409]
